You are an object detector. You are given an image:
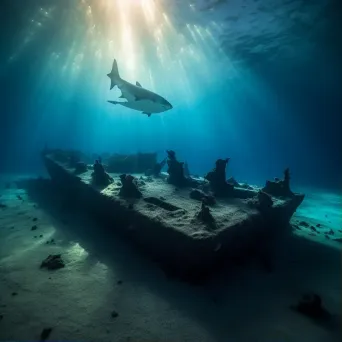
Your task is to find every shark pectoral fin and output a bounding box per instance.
[108,100,118,105]
[136,81,142,87]
[143,112,151,117]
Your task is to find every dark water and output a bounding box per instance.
[0,0,341,191]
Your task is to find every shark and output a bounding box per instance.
[107,59,173,117]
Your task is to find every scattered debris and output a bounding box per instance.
[31,225,38,231]
[310,226,318,232]
[40,327,53,341]
[111,310,119,318]
[40,255,65,270]
[291,293,331,322]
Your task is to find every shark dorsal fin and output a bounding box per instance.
[136,81,142,87]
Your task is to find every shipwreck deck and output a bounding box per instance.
[43,151,304,282]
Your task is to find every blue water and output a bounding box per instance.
[1,0,341,191]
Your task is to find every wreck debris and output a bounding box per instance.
[262,168,294,197]
[204,158,234,197]
[166,150,189,186]
[91,159,113,187]
[74,161,88,175]
[40,254,65,270]
[189,189,216,205]
[119,174,142,198]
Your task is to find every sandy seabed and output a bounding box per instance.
[0,174,341,342]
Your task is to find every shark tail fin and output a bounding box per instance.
[107,59,121,90]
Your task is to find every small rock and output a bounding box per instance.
[11,292,18,296]
[40,254,65,270]
[32,218,38,222]
[0,203,7,209]
[299,221,309,227]
[111,310,119,318]
[39,235,43,238]
[17,195,23,201]
[309,233,316,236]
[160,196,166,201]
[0,314,3,321]
[128,203,134,210]
[327,229,334,236]
[117,280,123,285]
[333,238,342,243]
[31,225,38,231]
[325,235,330,239]
[338,230,342,233]
[291,293,331,321]
[34,236,37,238]
[40,327,53,341]
[310,226,317,232]
[316,223,321,228]
[293,224,301,230]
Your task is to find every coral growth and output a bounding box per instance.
[119,174,142,198]
[204,158,234,197]
[262,168,294,197]
[91,159,113,187]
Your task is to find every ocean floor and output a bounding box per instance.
[0,174,341,342]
